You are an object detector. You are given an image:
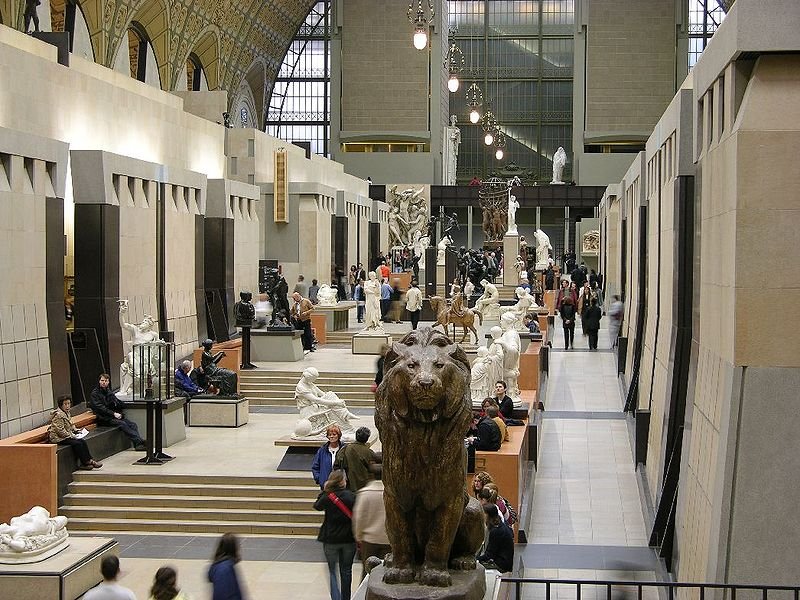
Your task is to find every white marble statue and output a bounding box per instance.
[501,286,539,331]
[470,346,491,405]
[513,255,525,278]
[317,284,339,307]
[551,146,567,184]
[498,312,522,400]
[412,230,429,270]
[443,115,461,186]
[463,279,475,299]
[387,185,428,247]
[486,326,505,393]
[437,235,452,265]
[293,367,359,439]
[474,279,501,323]
[118,301,165,396]
[0,506,69,563]
[534,228,553,269]
[361,270,385,334]
[507,194,519,235]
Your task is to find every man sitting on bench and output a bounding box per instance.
[89,373,147,451]
[175,360,204,398]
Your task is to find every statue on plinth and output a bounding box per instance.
[486,326,505,393]
[200,339,239,396]
[506,194,519,235]
[117,301,165,396]
[463,279,475,300]
[470,347,491,405]
[234,290,257,369]
[411,230,429,271]
[373,328,485,591]
[293,367,359,438]
[474,279,500,324]
[361,271,385,335]
[316,284,339,307]
[534,228,553,269]
[551,147,567,184]
[437,234,452,266]
[501,286,539,331]
[23,0,40,34]
[498,312,522,399]
[262,268,291,328]
[0,506,69,564]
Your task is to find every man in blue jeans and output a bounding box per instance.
[89,373,146,451]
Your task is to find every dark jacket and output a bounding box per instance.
[89,386,124,424]
[334,441,378,492]
[479,521,515,573]
[571,267,586,289]
[311,442,346,489]
[560,303,577,326]
[497,395,515,420]
[314,489,356,544]
[584,305,602,331]
[208,558,243,600]
[474,416,502,451]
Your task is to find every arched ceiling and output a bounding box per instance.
[7,0,316,114]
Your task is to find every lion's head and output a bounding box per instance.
[379,327,471,423]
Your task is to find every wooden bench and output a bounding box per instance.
[519,340,541,392]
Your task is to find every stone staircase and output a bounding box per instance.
[240,370,377,407]
[323,329,407,345]
[60,472,322,536]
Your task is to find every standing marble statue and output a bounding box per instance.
[362,271,385,334]
[551,147,567,184]
[293,367,359,438]
[411,230,428,271]
[117,301,164,396]
[470,347,491,405]
[498,312,522,399]
[486,326,505,391]
[442,115,461,186]
[507,194,519,235]
[534,228,553,269]
[437,234,452,265]
[316,284,339,307]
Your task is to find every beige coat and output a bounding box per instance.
[352,480,390,545]
[48,408,78,443]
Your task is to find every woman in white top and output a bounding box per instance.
[405,280,423,330]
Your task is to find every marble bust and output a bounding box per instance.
[293,367,359,439]
[0,506,69,564]
[317,284,339,307]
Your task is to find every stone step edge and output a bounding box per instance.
[71,473,315,485]
[61,494,319,506]
[61,506,321,518]
[68,481,318,493]
[66,518,319,530]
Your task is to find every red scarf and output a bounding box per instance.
[327,492,352,519]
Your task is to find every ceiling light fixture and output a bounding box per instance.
[407,0,435,50]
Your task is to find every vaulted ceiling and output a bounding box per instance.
[2,0,317,123]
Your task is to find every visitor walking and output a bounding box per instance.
[314,470,356,600]
[560,296,576,350]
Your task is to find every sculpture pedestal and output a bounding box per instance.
[123,396,186,447]
[314,302,356,331]
[503,234,520,287]
[437,264,446,296]
[352,333,392,355]
[251,329,303,361]
[187,395,249,427]
[365,565,486,600]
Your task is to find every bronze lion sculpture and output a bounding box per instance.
[374,327,485,587]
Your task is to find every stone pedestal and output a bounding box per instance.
[187,396,249,427]
[503,234,520,287]
[365,565,486,600]
[352,333,392,355]
[123,396,186,446]
[251,329,303,361]
[437,264,446,296]
[314,302,356,331]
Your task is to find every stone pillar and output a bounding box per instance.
[503,234,520,287]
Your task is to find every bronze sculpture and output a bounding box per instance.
[261,268,291,328]
[374,327,484,588]
[233,290,257,369]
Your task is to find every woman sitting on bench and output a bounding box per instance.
[48,395,103,471]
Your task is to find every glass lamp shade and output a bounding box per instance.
[469,109,480,124]
[484,132,494,146]
[495,148,504,160]
[448,75,460,93]
[413,30,428,50]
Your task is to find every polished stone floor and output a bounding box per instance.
[74,311,660,599]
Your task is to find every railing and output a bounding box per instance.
[499,578,800,600]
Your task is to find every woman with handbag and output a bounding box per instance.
[314,470,357,600]
[48,395,102,470]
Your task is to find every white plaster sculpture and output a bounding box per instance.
[293,367,359,439]
[498,312,522,401]
[582,229,600,255]
[551,146,567,184]
[463,279,475,299]
[317,284,339,307]
[534,228,553,269]
[118,300,165,396]
[486,326,505,394]
[513,255,525,278]
[474,279,501,322]
[501,286,539,331]
[387,185,428,247]
[437,235,452,265]
[412,230,428,270]
[361,271,385,334]
[506,194,519,235]
[443,115,461,186]
[0,506,69,564]
[470,347,491,405]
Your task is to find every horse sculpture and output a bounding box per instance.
[429,296,478,344]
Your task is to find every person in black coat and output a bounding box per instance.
[493,381,515,420]
[478,504,514,573]
[468,414,502,451]
[560,296,577,350]
[571,266,586,289]
[584,297,603,350]
[89,373,146,450]
[314,469,357,600]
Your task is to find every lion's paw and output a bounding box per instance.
[383,567,415,584]
[449,555,477,570]
[419,566,452,587]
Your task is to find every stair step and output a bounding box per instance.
[71,472,312,486]
[248,399,374,407]
[65,517,318,536]
[67,482,319,498]
[62,494,318,511]
[60,505,322,523]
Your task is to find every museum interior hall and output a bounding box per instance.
[1,0,799,599]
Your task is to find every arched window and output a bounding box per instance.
[265,1,330,157]
[49,0,94,59]
[128,23,148,81]
[186,52,208,91]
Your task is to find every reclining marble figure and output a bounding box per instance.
[0,506,69,563]
[293,367,359,438]
[316,284,339,307]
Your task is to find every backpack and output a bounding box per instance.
[501,496,518,525]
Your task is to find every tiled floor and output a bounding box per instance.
[74,311,659,599]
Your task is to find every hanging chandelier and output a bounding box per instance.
[445,42,465,92]
[465,83,483,123]
[494,131,506,160]
[407,0,435,50]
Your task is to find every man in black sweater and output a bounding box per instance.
[89,374,146,450]
[468,414,502,451]
[494,381,515,420]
